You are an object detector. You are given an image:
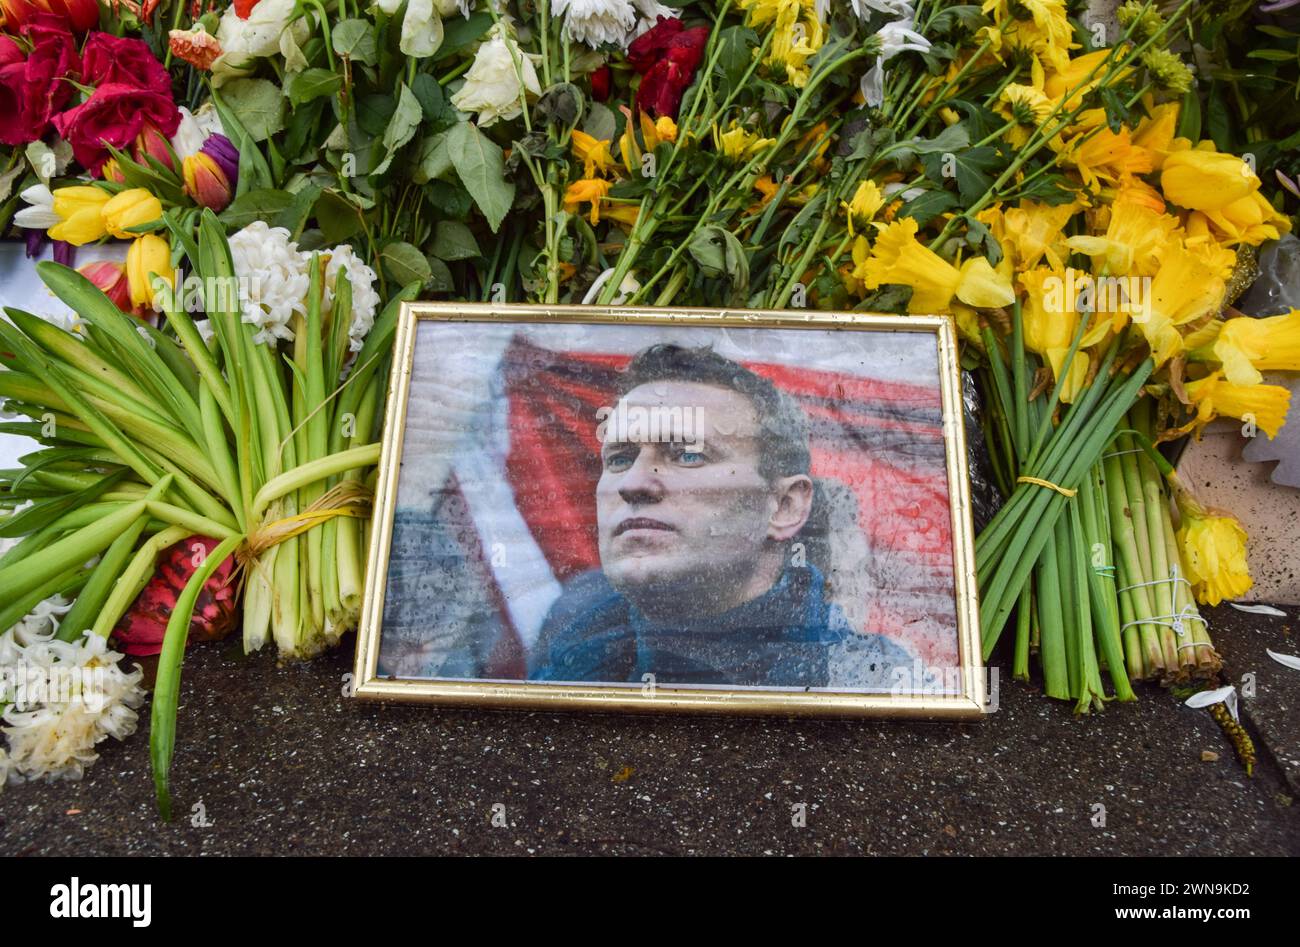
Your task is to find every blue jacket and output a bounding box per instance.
[530,563,912,689]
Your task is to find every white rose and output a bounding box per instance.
[212,0,311,85]
[449,25,542,127]
[400,0,445,58]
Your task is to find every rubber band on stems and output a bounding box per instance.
[1015,475,1077,497]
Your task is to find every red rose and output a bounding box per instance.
[54,81,180,175]
[627,16,682,73]
[80,31,173,96]
[0,0,99,33]
[0,16,78,146]
[634,26,709,119]
[590,64,611,102]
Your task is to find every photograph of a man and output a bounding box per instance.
[530,344,913,688]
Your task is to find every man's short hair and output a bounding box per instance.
[616,344,811,482]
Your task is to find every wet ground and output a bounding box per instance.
[1,605,1297,856]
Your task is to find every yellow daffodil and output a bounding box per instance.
[1136,240,1225,366]
[995,83,1054,147]
[842,180,884,236]
[126,234,172,309]
[715,122,776,163]
[1199,191,1292,247]
[102,188,163,239]
[1181,212,1238,280]
[1058,112,1152,187]
[1130,101,1180,170]
[47,186,111,246]
[1065,197,1179,277]
[1176,503,1253,606]
[982,198,1078,270]
[571,130,617,178]
[1019,266,1091,402]
[857,217,1014,313]
[1160,147,1259,211]
[1183,371,1291,439]
[1211,309,1300,386]
[1043,48,1115,111]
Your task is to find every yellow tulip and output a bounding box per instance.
[47,186,111,246]
[1212,309,1300,387]
[103,188,164,239]
[1160,149,1258,211]
[126,234,173,309]
[1184,371,1291,439]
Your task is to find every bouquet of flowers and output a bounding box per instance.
[1,0,1297,806]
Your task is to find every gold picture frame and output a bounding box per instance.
[352,302,986,719]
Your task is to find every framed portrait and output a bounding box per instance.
[352,303,986,718]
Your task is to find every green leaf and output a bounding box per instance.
[688,226,749,304]
[332,18,378,66]
[271,183,323,236]
[218,188,296,228]
[414,132,452,184]
[380,240,433,286]
[447,122,515,232]
[373,83,423,176]
[714,25,760,88]
[433,11,492,62]
[287,68,343,106]
[431,220,480,261]
[921,145,1002,203]
[221,78,287,143]
[313,189,366,243]
[899,188,960,229]
[583,102,617,143]
[427,256,455,293]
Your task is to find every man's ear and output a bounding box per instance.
[768,474,813,542]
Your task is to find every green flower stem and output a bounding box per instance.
[1012,585,1032,681]
[1103,447,1162,677]
[1035,532,1069,699]
[152,532,246,821]
[251,444,381,521]
[57,478,175,642]
[1078,461,1135,701]
[89,525,190,639]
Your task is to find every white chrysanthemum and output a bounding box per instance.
[450,23,542,127]
[324,244,382,354]
[228,221,311,346]
[556,0,637,48]
[630,0,678,38]
[1,627,145,783]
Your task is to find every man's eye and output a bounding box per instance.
[673,447,707,466]
[604,450,635,472]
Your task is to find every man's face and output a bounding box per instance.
[595,380,781,610]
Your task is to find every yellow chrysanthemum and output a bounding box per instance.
[981,0,1075,73]
[715,122,776,163]
[842,180,884,236]
[738,0,823,87]
[995,83,1055,148]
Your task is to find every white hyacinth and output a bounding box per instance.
[228,221,311,346]
[0,624,145,785]
[323,244,382,353]
[555,0,637,48]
